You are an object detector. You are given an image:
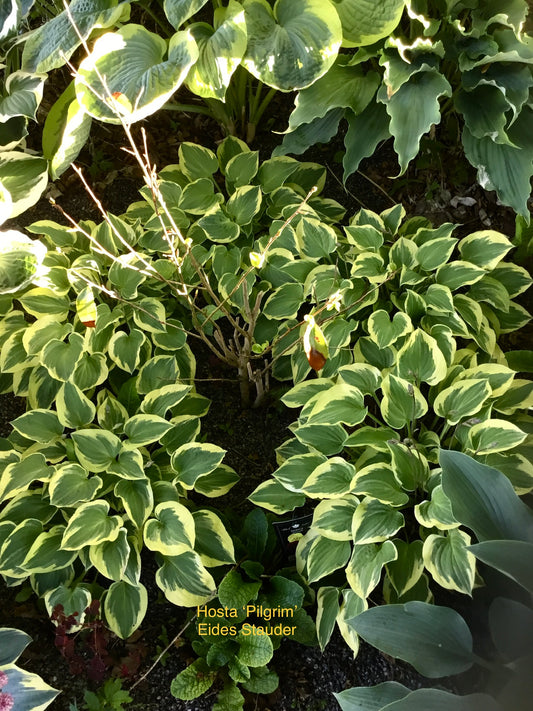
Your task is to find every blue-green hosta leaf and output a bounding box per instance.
[193,510,235,566]
[423,529,476,595]
[312,496,359,541]
[156,549,216,606]
[334,682,410,711]
[440,449,533,542]
[164,0,208,29]
[348,601,475,678]
[346,541,398,600]
[352,498,404,545]
[286,61,379,130]
[61,500,123,550]
[434,378,492,426]
[89,527,130,581]
[76,24,198,124]
[249,478,306,514]
[49,463,102,508]
[336,686,500,711]
[104,580,148,639]
[466,419,527,455]
[462,106,533,217]
[0,453,50,502]
[334,0,406,47]
[0,152,48,223]
[307,535,351,583]
[22,0,130,73]
[380,373,428,430]
[242,0,342,91]
[186,1,247,101]
[367,310,412,349]
[469,540,533,594]
[343,100,391,182]
[379,67,451,175]
[42,80,92,180]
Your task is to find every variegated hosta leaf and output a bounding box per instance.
[0,518,43,577]
[316,586,339,651]
[242,0,342,91]
[115,478,154,528]
[186,1,247,101]
[40,332,85,382]
[0,453,51,502]
[433,378,492,426]
[248,479,306,514]
[415,485,459,531]
[21,0,130,73]
[71,429,122,472]
[76,24,198,124]
[346,541,398,599]
[423,529,476,595]
[352,498,404,545]
[351,463,410,507]
[44,584,92,629]
[301,383,367,427]
[192,509,235,566]
[312,496,359,541]
[336,589,367,656]
[466,419,527,455]
[156,549,216,606]
[140,383,191,417]
[22,526,78,574]
[380,373,428,430]
[108,329,146,374]
[171,442,226,489]
[458,230,513,270]
[89,527,130,581]
[123,413,173,447]
[61,500,123,550]
[334,0,406,47]
[396,329,447,386]
[10,409,63,443]
[104,580,148,639]
[273,452,326,492]
[49,463,103,508]
[144,501,195,555]
[302,457,356,499]
[164,0,208,29]
[0,152,48,223]
[385,539,424,598]
[0,230,47,295]
[367,310,412,349]
[56,381,96,429]
[307,535,351,583]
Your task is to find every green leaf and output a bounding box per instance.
[0,152,48,223]
[76,24,198,123]
[440,450,533,542]
[343,100,391,181]
[334,0,406,46]
[218,569,261,609]
[105,580,148,639]
[242,0,342,91]
[237,630,273,667]
[334,682,410,711]
[274,109,344,158]
[423,529,476,594]
[144,501,195,555]
[348,601,475,678]
[171,659,216,701]
[61,500,123,550]
[380,68,451,175]
[186,2,247,101]
[469,540,533,594]
[164,0,208,30]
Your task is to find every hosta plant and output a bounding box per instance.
[0,219,239,639]
[171,509,316,708]
[249,203,533,654]
[335,450,533,711]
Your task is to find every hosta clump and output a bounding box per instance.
[171,510,317,708]
[0,223,238,639]
[249,204,533,654]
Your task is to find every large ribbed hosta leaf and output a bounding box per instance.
[462,106,533,216]
[75,24,198,124]
[332,0,406,47]
[242,0,342,91]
